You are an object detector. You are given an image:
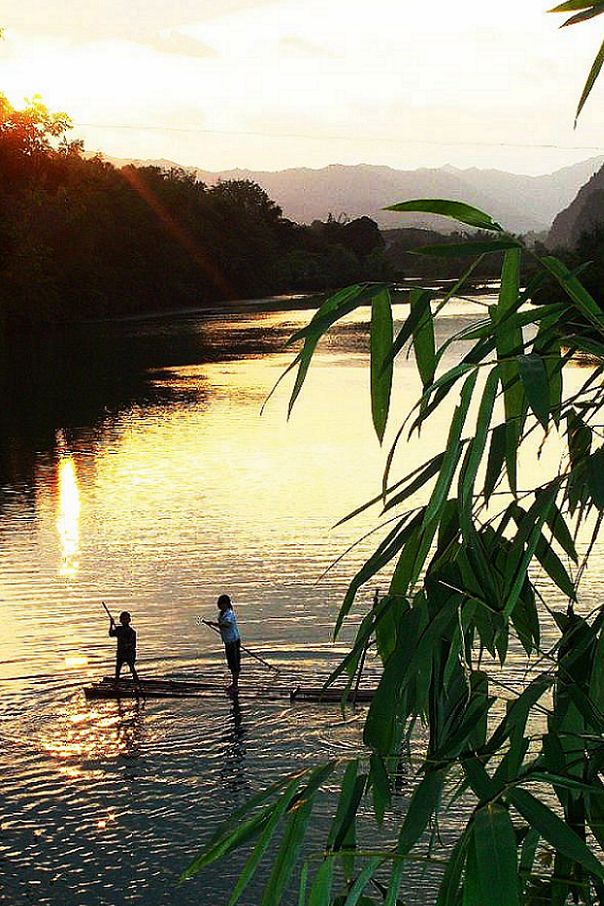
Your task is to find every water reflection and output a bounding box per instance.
[41,697,144,764]
[218,700,247,793]
[1,299,600,905]
[56,455,81,578]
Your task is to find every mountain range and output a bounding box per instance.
[99,155,604,235]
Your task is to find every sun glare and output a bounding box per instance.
[56,456,81,578]
[64,654,89,669]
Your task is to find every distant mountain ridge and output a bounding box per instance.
[548,163,604,248]
[97,155,604,235]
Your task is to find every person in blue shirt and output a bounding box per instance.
[207,594,241,694]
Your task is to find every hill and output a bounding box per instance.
[99,156,604,235]
[548,163,604,248]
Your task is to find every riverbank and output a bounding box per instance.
[82,278,499,327]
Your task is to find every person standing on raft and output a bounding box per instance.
[109,610,141,686]
[208,594,241,695]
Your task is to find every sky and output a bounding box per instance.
[3,0,604,175]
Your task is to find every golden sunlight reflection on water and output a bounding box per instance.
[56,454,81,579]
[40,698,145,763]
[0,300,602,905]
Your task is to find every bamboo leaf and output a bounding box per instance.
[423,370,478,528]
[509,504,576,600]
[181,772,306,879]
[298,862,309,906]
[411,286,436,390]
[502,485,558,617]
[568,409,592,465]
[509,789,604,880]
[459,367,500,534]
[541,256,604,328]
[325,596,395,689]
[588,448,604,508]
[546,503,578,562]
[518,354,550,429]
[308,859,334,906]
[439,694,494,759]
[525,771,604,796]
[412,239,519,257]
[396,769,446,856]
[261,796,316,906]
[463,830,482,906]
[333,461,430,527]
[562,5,604,26]
[486,675,552,753]
[286,284,387,417]
[519,828,540,890]
[436,828,471,906]
[495,248,524,493]
[334,511,423,639]
[484,423,507,505]
[363,599,431,753]
[371,288,394,442]
[384,288,432,370]
[383,453,445,514]
[385,199,504,232]
[182,808,272,881]
[550,0,604,11]
[387,775,449,906]
[470,805,520,906]
[463,756,498,801]
[510,581,540,655]
[327,761,366,854]
[590,624,604,715]
[369,754,391,826]
[405,363,476,439]
[576,36,604,122]
[227,774,305,905]
[288,284,384,345]
[342,858,382,906]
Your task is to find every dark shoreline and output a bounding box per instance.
[80,278,498,328]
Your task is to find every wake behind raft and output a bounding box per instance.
[83,676,376,703]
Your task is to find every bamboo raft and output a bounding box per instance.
[83,676,376,703]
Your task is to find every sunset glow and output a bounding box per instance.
[3,0,604,173]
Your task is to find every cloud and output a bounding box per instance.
[278,36,335,58]
[3,0,280,43]
[147,31,217,59]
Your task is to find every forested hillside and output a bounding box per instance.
[0,97,391,331]
[107,156,604,234]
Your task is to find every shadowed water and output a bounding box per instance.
[0,299,601,905]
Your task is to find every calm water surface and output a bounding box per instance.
[0,299,601,905]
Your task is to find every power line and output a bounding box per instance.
[72,120,604,154]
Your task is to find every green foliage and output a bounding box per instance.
[550,1,604,120]
[0,98,391,329]
[183,9,604,902]
[184,193,604,902]
[385,200,503,233]
[370,288,394,441]
[467,805,520,906]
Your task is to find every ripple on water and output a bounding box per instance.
[2,304,597,904]
[0,677,373,905]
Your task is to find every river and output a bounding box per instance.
[0,297,600,905]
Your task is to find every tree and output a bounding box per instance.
[183,9,604,906]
